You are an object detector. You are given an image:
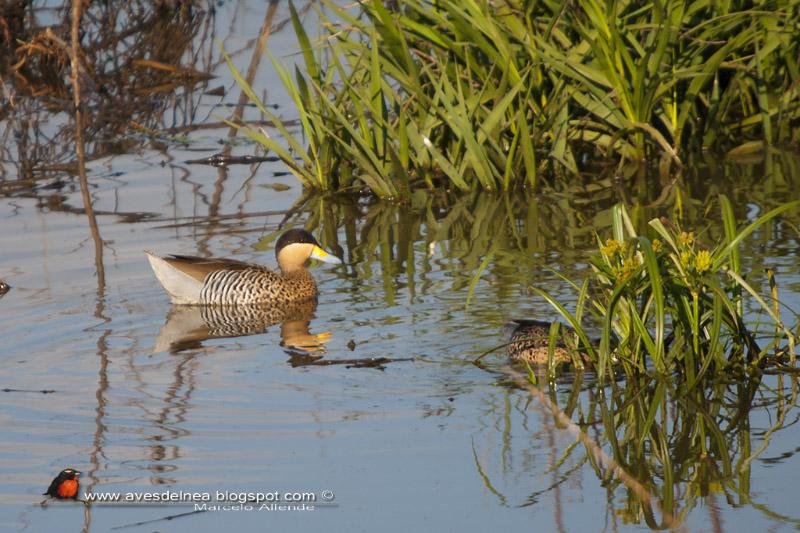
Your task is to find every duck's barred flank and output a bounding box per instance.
[199,267,317,305]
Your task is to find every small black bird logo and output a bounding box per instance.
[43,468,81,500]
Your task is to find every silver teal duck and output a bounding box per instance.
[504,319,586,366]
[146,229,342,305]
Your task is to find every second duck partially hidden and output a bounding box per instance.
[146,229,342,305]
[504,319,589,367]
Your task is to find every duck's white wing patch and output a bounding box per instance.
[146,252,204,305]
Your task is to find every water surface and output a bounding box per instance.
[2,2,800,532]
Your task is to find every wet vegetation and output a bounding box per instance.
[534,197,798,380]
[0,1,216,183]
[230,0,800,197]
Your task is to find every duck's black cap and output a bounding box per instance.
[275,229,320,258]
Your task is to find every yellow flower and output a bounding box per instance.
[678,231,695,247]
[615,257,639,283]
[694,250,712,274]
[680,250,693,269]
[652,239,663,253]
[601,238,622,257]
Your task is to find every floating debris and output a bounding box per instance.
[185,153,280,167]
[261,183,291,192]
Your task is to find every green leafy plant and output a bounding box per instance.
[532,195,798,381]
[226,0,800,197]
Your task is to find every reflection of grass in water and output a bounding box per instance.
[598,373,798,527]
[249,178,800,342]
[253,189,608,307]
[474,367,799,529]
[1,2,216,178]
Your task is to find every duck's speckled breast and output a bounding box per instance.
[199,266,317,305]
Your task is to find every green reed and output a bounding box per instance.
[226,0,800,198]
[532,195,798,381]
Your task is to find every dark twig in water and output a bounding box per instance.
[184,154,280,167]
[131,119,298,136]
[2,388,56,394]
[111,509,207,530]
[150,209,291,228]
[287,355,414,369]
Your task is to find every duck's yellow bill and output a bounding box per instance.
[311,246,342,265]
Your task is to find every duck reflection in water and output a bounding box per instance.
[154,297,331,356]
[153,301,410,369]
